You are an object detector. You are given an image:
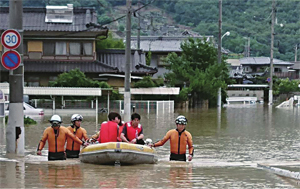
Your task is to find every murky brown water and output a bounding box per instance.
[1,105,300,188]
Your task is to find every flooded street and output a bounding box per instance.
[1,105,300,188]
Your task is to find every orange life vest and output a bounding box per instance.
[37,126,83,153]
[99,121,118,143]
[154,129,194,155]
[124,122,143,141]
[66,126,89,151]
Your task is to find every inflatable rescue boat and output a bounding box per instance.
[80,142,158,165]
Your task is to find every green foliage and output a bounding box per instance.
[164,38,232,105]
[176,87,191,102]
[118,25,125,32]
[273,78,300,95]
[5,116,37,125]
[98,15,111,25]
[133,76,157,88]
[153,0,300,61]
[49,68,121,100]
[24,116,37,125]
[49,68,104,87]
[146,51,152,66]
[97,32,125,50]
[155,76,165,87]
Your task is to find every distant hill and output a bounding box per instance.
[107,0,300,61]
[2,0,299,61]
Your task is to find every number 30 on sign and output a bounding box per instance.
[1,29,21,50]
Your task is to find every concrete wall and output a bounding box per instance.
[150,54,170,78]
[226,90,264,101]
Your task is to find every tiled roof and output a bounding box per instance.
[0,7,106,33]
[240,57,294,66]
[131,36,209,52]
[130,36,230,54]
[291,61,300,70]
[97,49,158,75]
[0,60,119,73]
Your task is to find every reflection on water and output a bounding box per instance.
[2,105,300,187]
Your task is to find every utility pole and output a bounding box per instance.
[247,37,251,57]
[269,0,275,105]
[137,0,141,50]
[244,40,248,57]
[295,44,298,62]
[217,0,222,107]
[124,0,132,122]
[6,0,24,155]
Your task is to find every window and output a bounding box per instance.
[55,42,67,55]
[83,42,93,55]
[69,42,81,55]
[43,42,55,55]
[274,68,282,73]
[69,42,92,56]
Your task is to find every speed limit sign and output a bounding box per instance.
[1,29,21,50]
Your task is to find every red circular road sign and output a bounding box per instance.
[1,50,21,70]
[1,29,21,50]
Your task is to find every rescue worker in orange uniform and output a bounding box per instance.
[120,113,145,145]
[151,115,194,161]
[98,112,121,143]
[37,115,88,161]
[66,114,89,158]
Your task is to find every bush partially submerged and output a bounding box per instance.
[5,116,37,125]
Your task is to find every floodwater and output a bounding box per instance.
[1,105,300,188]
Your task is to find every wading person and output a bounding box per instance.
[120,113,144,145]
[151,115,194,161]
[66,114,89,158]
[98,112,121,143]
[37,114,88,161]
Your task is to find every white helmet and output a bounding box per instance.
[49,115,62,125]
[71,114,83,123]
[175,115,188,125]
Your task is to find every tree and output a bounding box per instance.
[273,78,300,96]
[133,76,164,88]
[164,38,232,107]
[97,32,125,50]
[49,68,108,88]
[49,68,121,101]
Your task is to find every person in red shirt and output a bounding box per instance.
[120,113,144,145]
[98,112,121,143]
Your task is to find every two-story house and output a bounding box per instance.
[130,35,228,79]
[0,5,115,86]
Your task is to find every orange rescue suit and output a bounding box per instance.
[38,126,83,153]
[66,126,89,151]
[98,121,118,143]
[154,129,194,155]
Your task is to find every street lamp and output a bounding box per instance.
[221,31,230,40]
[217,31,230,107]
